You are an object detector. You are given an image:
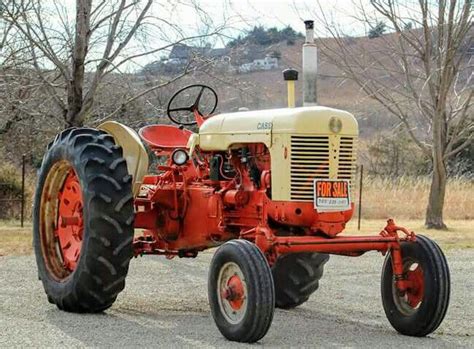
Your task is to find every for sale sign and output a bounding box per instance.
[314,179,351,211]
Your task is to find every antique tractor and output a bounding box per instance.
[33,23,449,344]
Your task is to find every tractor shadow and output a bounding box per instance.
[44,305,238,347]
[269,307,458,348]
[43,254,468,347]
[44,301,460,348]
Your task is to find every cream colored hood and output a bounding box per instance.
[197,106,358,151]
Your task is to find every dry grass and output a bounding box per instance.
[0,224,32,256]
[1,176,472,256]
[344,219,474,250]
[359,176,474,220]
[1,177,472,256]
[1,218,472,257]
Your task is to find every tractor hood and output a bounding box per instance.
[197,106,358,151]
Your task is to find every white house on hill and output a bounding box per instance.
[238,55,279,73]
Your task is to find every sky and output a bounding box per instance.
[20,0,384,71]
[162,0,376,44]
[127,0,379,67]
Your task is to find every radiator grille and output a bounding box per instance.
[290,136,330,201]
[338,137,357,183]
[290,135,357,201]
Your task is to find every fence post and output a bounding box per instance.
[357,164,363,231]
[21,154,26,228]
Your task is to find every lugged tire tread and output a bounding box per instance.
[89,174,122,191]
[33,127,134,313]
[272,252,329,309]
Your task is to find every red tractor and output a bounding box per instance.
[33,83,450,343]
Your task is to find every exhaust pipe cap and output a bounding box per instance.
[283,68,299,81]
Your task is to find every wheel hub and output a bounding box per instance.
[217,262,248,324]
[405,264,424,308]
[56,170,84,272]
[393,260,425,315]
[222,275,245,310]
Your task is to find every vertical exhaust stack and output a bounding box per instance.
[303,20,318,106]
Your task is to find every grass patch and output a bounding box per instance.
[344,219,474,249]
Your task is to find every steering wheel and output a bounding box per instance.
[166,84,218,126]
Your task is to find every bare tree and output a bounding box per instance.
[315,0,473,229]
[0,0,226,128]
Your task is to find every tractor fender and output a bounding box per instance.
[98,121,149,196]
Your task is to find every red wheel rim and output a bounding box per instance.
[39,161,84,280]
[56,169,84,272]
[393,260,425,315]
[405,263,424,308]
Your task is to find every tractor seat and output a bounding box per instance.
[139,124,194,149]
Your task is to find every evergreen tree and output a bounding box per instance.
[368,21,387,38]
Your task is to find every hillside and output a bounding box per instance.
[197,31,472,138]
[189,37,395,138]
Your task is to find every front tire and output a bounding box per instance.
[33,128,135,313]
[381,235,450,336]
[208,240,275,343]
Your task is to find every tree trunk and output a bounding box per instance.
[66,0,92,128]
[425,154,448,230]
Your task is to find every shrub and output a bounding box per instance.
[359,133,431,177]
[0,162,33,220]
[0,163,23,197]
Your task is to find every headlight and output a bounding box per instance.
[171,149,189,166]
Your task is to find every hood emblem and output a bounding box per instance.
[329,117,342,133]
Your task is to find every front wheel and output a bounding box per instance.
[381,235,450,336]
[208,240,275,343]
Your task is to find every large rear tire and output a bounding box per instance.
[33,128,135,313]
[272,252,329,309]
[208,240,275,343]
[381,235,450,336]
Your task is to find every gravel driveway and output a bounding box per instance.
[0,249,472,348]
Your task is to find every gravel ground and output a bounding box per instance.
[0,249,472,348]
